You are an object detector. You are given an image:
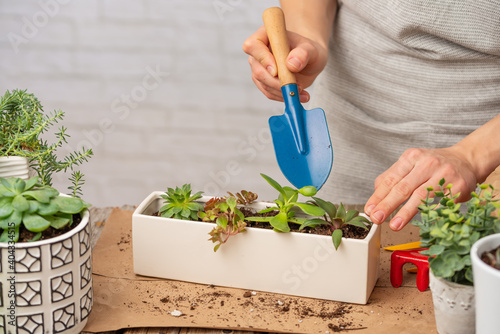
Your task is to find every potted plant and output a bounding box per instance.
[0,89,93,184]
[471,233,500,334]
[0,176,92,334]
[412,179,500,334]
[132,174,381,304]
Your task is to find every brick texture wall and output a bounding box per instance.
[0,0,294,207]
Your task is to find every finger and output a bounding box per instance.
[286,41,315,74]
[243,26,277,76]
[248,56,282,101]
[387,180,434,231]
[365,150,417,216]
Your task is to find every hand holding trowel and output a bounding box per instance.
[263,7,333,190]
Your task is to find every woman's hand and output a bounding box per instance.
[364,146,479,231]
[242,25,329,103]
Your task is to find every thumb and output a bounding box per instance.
[286,46,310,73]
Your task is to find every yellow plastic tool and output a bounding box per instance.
[383,241,422,251]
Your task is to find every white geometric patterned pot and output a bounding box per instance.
[429,270,475,334]
[0,156,30,180]
[0,206,92,334]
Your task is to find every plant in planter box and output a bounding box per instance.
[132,174,381,304]
[412,179,500,334]
[0,89,93,185]
[0,174,93,334]
[246,173,326,232]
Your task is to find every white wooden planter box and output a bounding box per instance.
[132,192,381,304]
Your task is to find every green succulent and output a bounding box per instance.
[159,184,204,220]
[300,199,371,250]
[246,174,325,232]
[413,179,500,285]
[0,176,91,242]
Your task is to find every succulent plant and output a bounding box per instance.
[413,179,500,285]
[246,173,325,232]
[0,176,91,242]
[159,184,204,220]
[199,195,248,252]
[301,198,371,250]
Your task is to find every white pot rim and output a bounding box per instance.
[471,233,500,276]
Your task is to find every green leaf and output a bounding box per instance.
[12,194,29,212]
[53,196,90,214]
[216,215,228,229]
[23,213,51,232]
[0,225,19,242]
[0,199,13,218]
[345,210,358,222]
[311,197,337,218]
[427,244,445,256]
[0,210,22,228]
[336,203,346,220]
[23,189,55,203]
[46,215,71,229]
[347,217,370,229]
[294,203,325,217]
[299,218,329,230]
[258,207,277,214]
[270,212,290,232]
[260,174,285,197]
[24,177,39,191]
[298,186,317,197]
[332,229,343,250]
[36,201,59,215]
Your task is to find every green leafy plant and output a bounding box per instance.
[159,184,204,220]
[246,174,325,232]
[0,176,91,243]
[199,191,256,252]
[413,179,500,285]
[0,89,93,189]
[300,198,372,250]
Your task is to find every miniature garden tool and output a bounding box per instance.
[263,7,333,190]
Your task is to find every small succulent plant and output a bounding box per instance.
[301,198,371,250]
[0,176,91,242]
[246,174,325,232]
[413,179,500,285]
[159,184,204,220]
[199,193,252,252]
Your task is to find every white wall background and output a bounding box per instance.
[0,0,295,207]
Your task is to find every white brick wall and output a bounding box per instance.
[0,0,293,207]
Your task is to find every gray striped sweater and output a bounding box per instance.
[311,0,500,204]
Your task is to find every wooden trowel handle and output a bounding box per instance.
[263,7,297,87]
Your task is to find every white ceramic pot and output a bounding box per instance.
[0,206,92,334]
[471,233,500,334]
[132,192,381,304]
[429,270,475,334]
[0,156,30,180]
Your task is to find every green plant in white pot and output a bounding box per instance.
[471,233,500,334]
[0,176,93,333]
[0,89,93,184]
[413,179,500,334]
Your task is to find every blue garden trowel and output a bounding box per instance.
[263,7,333,190]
